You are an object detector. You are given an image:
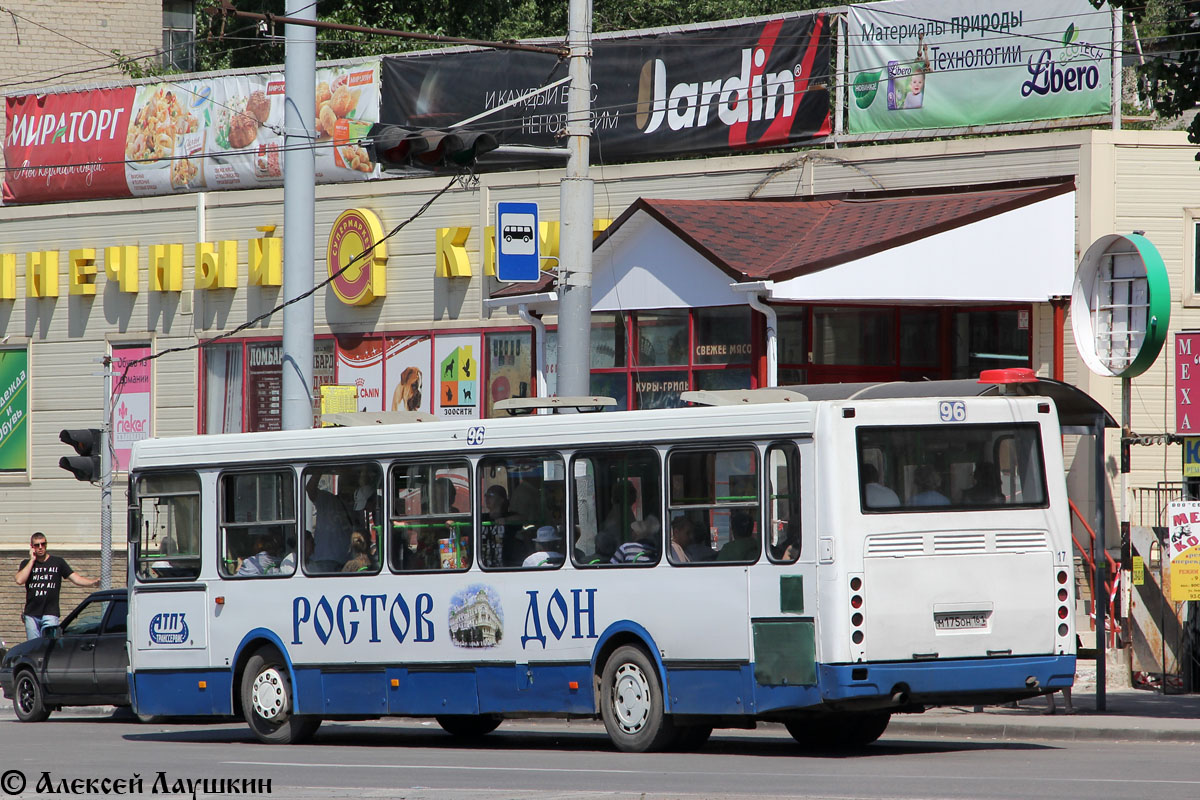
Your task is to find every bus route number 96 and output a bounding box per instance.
[466,425,485,446]
[939,400,967,422]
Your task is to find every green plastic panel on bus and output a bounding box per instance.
[780,574,804,614]
[752,620,816,687]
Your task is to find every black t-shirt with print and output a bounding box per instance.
[19,555,73,617]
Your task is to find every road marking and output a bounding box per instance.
[225,762,1200,786]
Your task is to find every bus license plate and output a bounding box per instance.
[934,612,989,630]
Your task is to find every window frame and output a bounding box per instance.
[388,458,473,574]
[301,461,385,577]
[477,451,567,571]
[570,447,663,568]
[131,470,203,583]
[666,445,761,565]
[217,467,298,580]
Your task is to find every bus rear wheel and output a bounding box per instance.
[786,712,890,749]
[435,714,503,738]
[600,645,676,753]
[240,649,321,744]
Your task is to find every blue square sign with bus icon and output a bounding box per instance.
[496,201,540,282]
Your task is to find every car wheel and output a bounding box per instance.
[435,714,503,738]
[13,671,51,722]
[240,648,321,744]
[600,645,676,752]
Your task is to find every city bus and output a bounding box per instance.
[125,382,1076,751]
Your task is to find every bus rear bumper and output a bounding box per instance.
[814,655,1077,707]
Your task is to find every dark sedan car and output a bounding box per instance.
[1,589,129,721]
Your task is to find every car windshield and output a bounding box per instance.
[62,600,109,636]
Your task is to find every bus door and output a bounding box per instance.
[747,440,817,690]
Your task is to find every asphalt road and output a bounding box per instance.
[0,711,1197,800]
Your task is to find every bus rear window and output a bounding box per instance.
[857,423,1047,512]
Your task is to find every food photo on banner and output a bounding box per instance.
[381,12,831,163]
[3,62,380,204]
[847,0,1113,133]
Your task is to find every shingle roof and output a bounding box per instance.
[489,178,1074,298]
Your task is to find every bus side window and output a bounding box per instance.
[218,470,297,578]
[478,454,566,569]
[766,443,801,563]
[133,472,202,582]
[571,449,661,566]
[389,460,471,572]
[303,463,383,576]
[668,448,760,564]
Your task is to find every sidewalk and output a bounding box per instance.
[889,687,1200,743]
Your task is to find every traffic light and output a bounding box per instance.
[59,428,102,482]
[368,124,498,172]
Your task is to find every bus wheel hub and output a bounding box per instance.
[613,663,650,733]
[251,668,288,720]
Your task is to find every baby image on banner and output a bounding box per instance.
[434,334,481,419]
[384,335,432,413]
[335,335,385,412]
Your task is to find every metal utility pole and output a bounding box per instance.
[100,357,112,589]
[281,0,316,431]
[554,0,595,398]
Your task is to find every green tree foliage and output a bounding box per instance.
[1099,1,1200,142]
[194,0,838,72]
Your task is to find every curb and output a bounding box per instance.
[887,717,1200,744]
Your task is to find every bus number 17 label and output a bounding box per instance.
[939,400,966,422]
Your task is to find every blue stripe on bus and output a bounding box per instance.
[813,655,1077,701]
[131,669,234,716]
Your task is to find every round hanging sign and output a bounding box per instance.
[327,207,387,306]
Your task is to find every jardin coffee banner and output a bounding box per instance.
[382,13,831,161]
[4,62,380,204]
[847,0,1112,133]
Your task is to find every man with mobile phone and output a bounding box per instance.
[14,532,99,640]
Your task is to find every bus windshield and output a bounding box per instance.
[857,423,1047,512]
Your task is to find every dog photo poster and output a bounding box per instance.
[385,336,432,413]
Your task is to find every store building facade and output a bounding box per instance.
[0,129,1196,645]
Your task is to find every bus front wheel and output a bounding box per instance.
[600,645,676,753]
[240,649,321,744]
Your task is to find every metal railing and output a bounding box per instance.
[1131,482,1184,528]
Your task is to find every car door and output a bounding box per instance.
[42,599,109,696]
[94,598,128,698]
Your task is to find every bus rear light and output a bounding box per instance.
[1058,606,1069,619]
[851,595,863,609]
[1057,588,1068,602]
[1056,570,1068,585]
[851,612,863,627]
[1058,623,1069,637]
[852,631,864,644]
[850,577,863,591]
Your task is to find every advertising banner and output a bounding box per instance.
[382,13,831,162]
[335,335,386,413]
[5,62,380,204]
[0,348,29,472]
[111,345,152,472]
[434,334,481,419]
[1177,332,1200,434]
[384,335,432,413]
[847,0,1112,133]
[1168,502,1200,602]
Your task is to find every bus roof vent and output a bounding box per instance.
[494,396,617,415]
[320,411,436,426]
[681,388,810,406]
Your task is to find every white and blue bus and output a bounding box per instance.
[126,383,1076,751]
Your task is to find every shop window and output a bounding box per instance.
[589,372,629,410]
[950,310,1030,379]
[219,470,297,578]
[777,307,808,366]
[485,331,532,417]
[202,338,334,433]
[812,307,892,365]
[134,472,201,581]
[479,454,566,569]
[899,310,941,368]
[573,449,661,566]
[591,312,628,369]
[636,310,689,366]
[390,461,471,572]
[694,307,752,364]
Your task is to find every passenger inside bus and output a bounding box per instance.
[910,465,950,506]
[237,528,286,576]
[963,461,1004,505]
[611,515,661,563]
[342,530,373,572]
[306,472,356,572]
[861,463,900,507]
[717,511,759,561]
[522,526,565,567]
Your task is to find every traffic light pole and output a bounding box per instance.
[555,0,595,398]
[100,357,112,590]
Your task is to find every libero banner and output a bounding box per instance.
[382,13,831,161]
[4,62,380,204]
[847,0,1112,133]
[0,348,29,472]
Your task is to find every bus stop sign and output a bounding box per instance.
[495,202,540,282]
